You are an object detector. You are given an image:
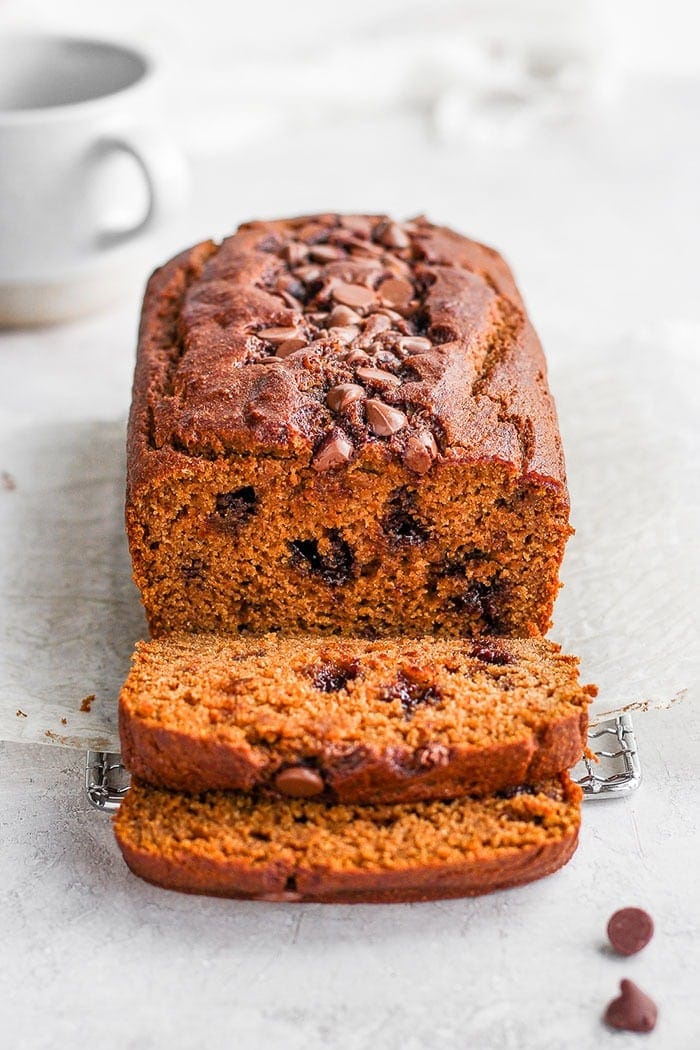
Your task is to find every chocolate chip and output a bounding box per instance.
[326,304,362,326]
[451,581,500,628]
[310,658,360,692]
[294,264,322,283]
[289,532,354,586]
[215,486,257,525]
[327,383,365,413]
[382,487,429,545]
[328,325,360,344]
[274,766,324,798]
[375,220,410,249]
[382,670,442,718]
[332,282,376,310]
[429,322,458,344]
[607,908,654,956]
[258,325,303,345]
[378,277,414,309]
[344,349,371,366]
[361,313,392,339]
[309,244,344,262]
[339,215,373,238]
[604,980,658,1033]
[284,242,308,266]
[469,642,513,666]
[366,399,407,437]
[311,432,354,472]
[356,366,401,389]
[399,336,432,354]
[276,338,308,357]
[403,430,438,474]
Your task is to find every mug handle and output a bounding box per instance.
[92,131,188,248]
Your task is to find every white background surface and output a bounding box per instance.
[1,2,699,1048]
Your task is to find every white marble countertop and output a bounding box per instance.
[1,75,699,1049]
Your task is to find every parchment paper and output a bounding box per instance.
[1,324,698,750]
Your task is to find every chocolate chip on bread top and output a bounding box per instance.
[127,214,571,632]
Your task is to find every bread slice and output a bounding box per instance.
[114,774,581,903]
[119,634,594,803]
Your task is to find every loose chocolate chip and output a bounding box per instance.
[310,659,360,692]
[403,430,438,474]
[469,642,513,666]
[289,532,354,586]
[365,399,407,437]
[274,766,324,798]
[258,325,303,344]
[378,276,414,309]
[382,487,430,545]
[607,908,654,956]
[339,215,373,238]
[375,220,411,249]
[399,336,432,354]
[356,366,401,388]
[312,433,354,472]
[327,383,365,413]
[604,980,658,1033]
[215,486,257,526]
[382,671,442,719]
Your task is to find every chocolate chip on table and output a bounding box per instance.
[604,980,658,1033]
[312,433,354,472]
[327,383,365,413]
[332,282,376,310]
[274,766,324,798]
[356,366,402,389]
[607,908,654,956]
[366,399,407,436]
[403,430,438,474]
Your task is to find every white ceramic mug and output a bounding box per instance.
[0,35,188,325]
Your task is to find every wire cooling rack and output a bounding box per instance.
[85,713,641,812]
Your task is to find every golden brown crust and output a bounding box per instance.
[114,775,581,903]
[118,634,594,802]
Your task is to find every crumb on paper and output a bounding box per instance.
[16,709,27,718]
[44,729,68,744]
[1,470,16,491]
[61,718,67,725]
[80,694,95,713]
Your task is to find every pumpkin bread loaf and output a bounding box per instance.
[114,774,582,903]
[126,214,572,638]
[119,634,594,802]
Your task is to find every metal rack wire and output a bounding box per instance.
[85,713,641,812]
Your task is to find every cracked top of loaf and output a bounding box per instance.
[130,214,566,493]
